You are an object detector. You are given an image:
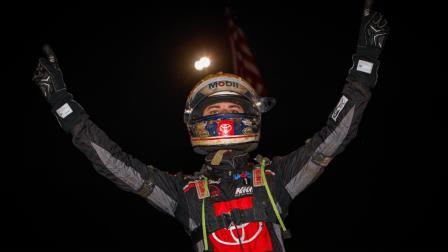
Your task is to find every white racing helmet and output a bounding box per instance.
[184,72,275,154]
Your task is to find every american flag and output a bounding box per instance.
[225,7,266,96]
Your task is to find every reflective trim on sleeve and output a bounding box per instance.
[147,185,178,217]
[285,107,355,198]
[319,107,355,156]
[189,218,199,232]
[91,142,144,191]
[285,161,323,199]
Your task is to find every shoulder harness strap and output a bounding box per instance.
[256,155,292,239]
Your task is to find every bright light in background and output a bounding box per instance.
[194,56,211,71]
[200,57,210,67]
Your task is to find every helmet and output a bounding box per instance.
[184,72,275,154]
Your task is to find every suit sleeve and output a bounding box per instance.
[70,116,182,217]
[271,54,379,201]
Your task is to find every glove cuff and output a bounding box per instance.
[356,46,382,60]
[348,54,380,89]
[48,90,72,107]
[50,91,86,133]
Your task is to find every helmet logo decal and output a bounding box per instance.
[241,119,252,126]
[195,121,210,137]
[218,120,234,136]
[242,127,253,134]
[208,81,239,89]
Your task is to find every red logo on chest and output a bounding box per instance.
[210,196,273,251]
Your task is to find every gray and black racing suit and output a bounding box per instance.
[33,12,388,251]
[62,50,378,251]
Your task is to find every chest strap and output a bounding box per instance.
[201,177,210,251]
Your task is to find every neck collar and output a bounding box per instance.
[204,150,250,173]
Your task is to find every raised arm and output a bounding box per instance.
[32,45,182,217]
[272,12,389,201]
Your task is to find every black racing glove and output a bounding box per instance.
[33,45,86,133]
[356,12,389,59]
[348,12,389,89]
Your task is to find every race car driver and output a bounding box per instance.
[32,11,389,252]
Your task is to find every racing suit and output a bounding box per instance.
[33,12,388,252]
[62,52,377,251]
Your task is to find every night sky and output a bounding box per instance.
[13,1,446,249]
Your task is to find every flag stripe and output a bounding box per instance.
[226,7,266,96]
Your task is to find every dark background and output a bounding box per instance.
[11,0,446,250]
